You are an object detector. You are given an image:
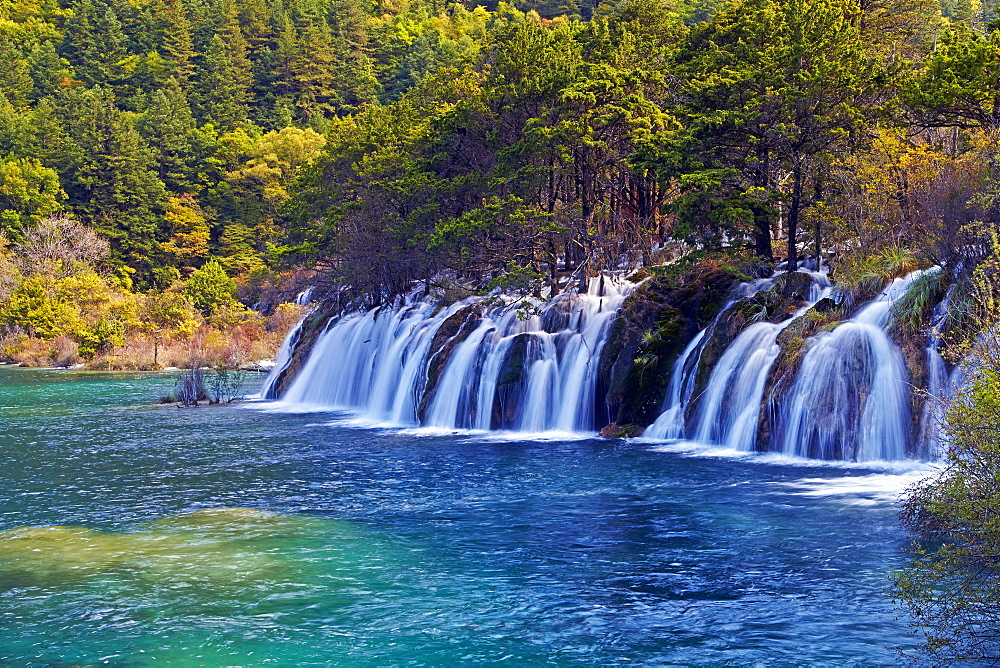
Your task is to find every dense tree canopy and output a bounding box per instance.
[0,0,989,302]
[0,0,996,347]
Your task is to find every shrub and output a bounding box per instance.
[832,246,922,296]
[175,368,207,406]
[184,260,237,317]
[894,365,1000,663]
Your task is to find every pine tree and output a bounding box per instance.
[60,87,168,282]
[26,42,74,102]
[139,78,196,193]
[159,0,196,87]
[240,0,272,56]
[220,0,255,104]
[61,0,129,88]
[0,42,33,105]
[292,19,339,121]
[0,96,35,157]
[328,0,379,110]
[194,34,250,129]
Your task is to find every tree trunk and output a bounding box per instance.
[813,178,823,270]
[754,144,774,261]
[787,162,802,272]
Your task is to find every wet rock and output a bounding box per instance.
[599,422,645,438]
[597,262,744,433]
[492,333,529,429]
[417,303,483,421]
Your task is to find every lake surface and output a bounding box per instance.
[0,367,922,664]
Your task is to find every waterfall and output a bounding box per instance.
[425,276,633,432]
[918,285,954,456]
[643,329,706,439]
[777,270,933,461]
[280,298,472,423]
[259,287,317,400]
[644,271,830,447]
[689,272,831,450]
[260,313,309,401]
[267,264,942,461]
[273,276,633,433]
[294,287,314,306]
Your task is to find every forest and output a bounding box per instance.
[0,0,997,364]
[2,0,1000,659]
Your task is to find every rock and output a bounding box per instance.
[490,333,530,429]
[416,303,483,421]
[599,422,645,438]
[597,261,745,431]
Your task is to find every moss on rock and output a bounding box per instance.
[597,260,746,433]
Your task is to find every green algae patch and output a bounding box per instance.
[0,508,354,589]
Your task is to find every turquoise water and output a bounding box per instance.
[0,367,918,664]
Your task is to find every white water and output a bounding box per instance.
[644,329,706,439]
[279,298,473,424]
[275,276,634,433]
[294,287,314,306]
[268,266,942,462]
[778,270,933,461]
[645,270,830,449]
[260,314,308,400]
[918,285,953,456]
[425,276,633,432]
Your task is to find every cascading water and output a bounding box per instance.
[918,285,953,456]
[259,315,307,400]
[266,263,941,461]
[425,276,632,432]
[644,271,830,448]
[643,329,706,440]
[273,276,633,433]
[777,270,934,462]
[691,274,832,451]
[260,287,318,400]
[294,287,315,306]
[279,298,473,424]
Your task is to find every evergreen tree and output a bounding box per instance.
[26,42,74,102]
[60,87,168,281]
[0,95,35,157]
[159,0,196,87]
[194,34,250,129]
[221,0,254,96]
[139,78,197,193]
[61,0,129,88]
[292,18,340,121]
[906,24,1000,131]
[0,42,33,105]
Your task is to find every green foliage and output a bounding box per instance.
[831,247,922,296]
[0,274,85,338]
[0,156,64,236]
[485,260,545,296]
[183,259,236,316]
[77,316,125,358]
[894,366,1000,663]
[890,269,949,336]
[905,25,1000,130]
[142,286,198,337]
[0,0,994,383]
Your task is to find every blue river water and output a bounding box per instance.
[0,367,921,664]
